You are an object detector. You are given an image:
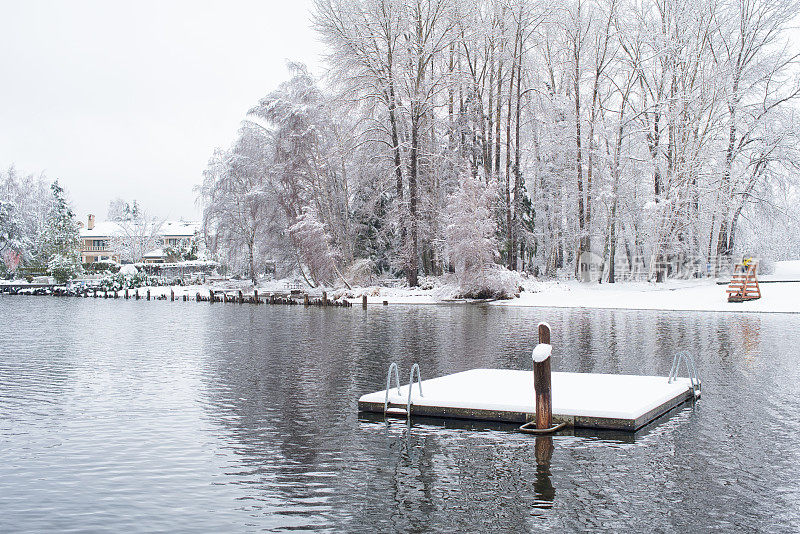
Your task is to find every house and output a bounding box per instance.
[79,214,200,264]
[80,215,120,264]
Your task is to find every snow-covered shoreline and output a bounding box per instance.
[5,260,800,314]
[61,278,798,314]
[5,279,799,314]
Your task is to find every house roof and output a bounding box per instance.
[80,220,200,239]
[142,248,165,258]
[80,221,121,238]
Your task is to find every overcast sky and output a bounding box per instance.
[0,0,323,223]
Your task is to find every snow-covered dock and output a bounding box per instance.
[358,368,698,431]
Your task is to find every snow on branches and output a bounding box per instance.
[289,205,339,287]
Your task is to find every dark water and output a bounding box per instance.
[0,296,798,532]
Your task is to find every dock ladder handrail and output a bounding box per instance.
[384,362,401,413]
[383,363,424,419]
[669,350,700,397]
[407,363,424,415]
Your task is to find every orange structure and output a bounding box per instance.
[726,260,761,302]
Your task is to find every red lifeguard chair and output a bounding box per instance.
[726,259,761,302]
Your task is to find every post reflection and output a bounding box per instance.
[534,436,555,508]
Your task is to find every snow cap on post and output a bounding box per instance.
[532,343,552,363]
[534,322,552,362]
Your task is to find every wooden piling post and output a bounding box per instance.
[170,289,174,301]
[254,290,258,304]
[322,291,327,307]
[238,290,243,304]
[362,295,367,309]
[533,322,553,430]
[114,290,118,299]
[269,293,275,305]
[183,294,187,301]
[93,289,97,298]
[196,292,201,302]
[125,289,129,299]
[303,294,309,307]
[146,289,150,301]
[135,289,140,300]
[209,290,214,303]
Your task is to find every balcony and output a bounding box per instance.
[84,246,109,252]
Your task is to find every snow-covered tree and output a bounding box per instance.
[0,199,28,259]
[199,129,281,284]
[107,198,134,221]
[444,172,504,293]
[200,63,357,286]
[110,211,164,263]
[288,206,339,286]
[200,0,800,286]
[40,180,81,282]
[1,165,52,267]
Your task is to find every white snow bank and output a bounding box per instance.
[772,260,800,279]
[493,279,800,314]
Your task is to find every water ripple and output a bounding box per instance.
[0,297,798,532]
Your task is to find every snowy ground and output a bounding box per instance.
[492,279,800,314]
[352,260,800,314]
[771,260,800,280]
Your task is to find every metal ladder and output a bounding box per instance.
[383,363,424,420]
[669,350,701,398]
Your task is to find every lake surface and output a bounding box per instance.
[1,296,798,532]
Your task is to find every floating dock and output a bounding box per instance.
[358,368,698,431]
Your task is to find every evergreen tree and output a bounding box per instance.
[40,180,81,282]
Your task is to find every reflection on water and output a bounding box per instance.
[534,436,555,509]
[1,296,799,532]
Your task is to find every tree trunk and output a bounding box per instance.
[408,105,420,287]
[511,27,524,271]
[505,36,517,270]
[487,49,494,180]
[248,235,257,286]
[716,62,742,263]
[573,27,585,279]
[608,200,617,283]
[495,56,503,183]
[388,64,405,255]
